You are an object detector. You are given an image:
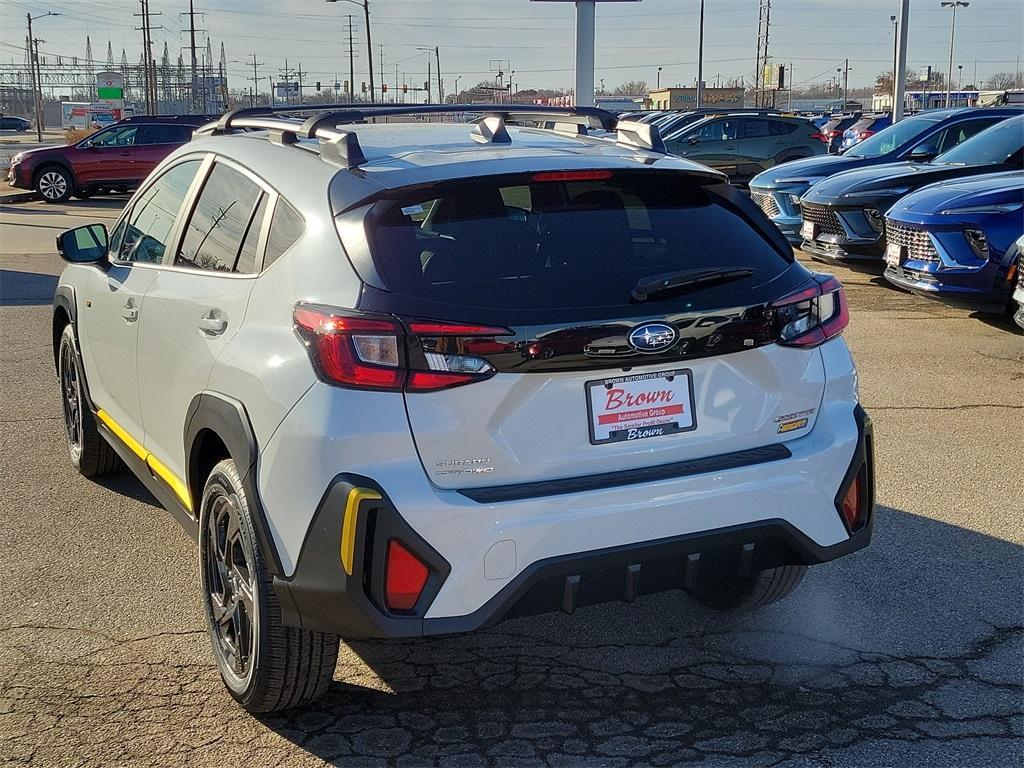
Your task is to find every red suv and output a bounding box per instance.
[7,115,214,203]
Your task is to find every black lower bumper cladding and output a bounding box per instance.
[277,408,874,638]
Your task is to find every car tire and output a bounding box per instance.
[57,324,123,477]
[686,564,806,610]
[200,458,340,713]
[35,165,74,203]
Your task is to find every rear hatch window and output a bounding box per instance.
[366,170,796,320]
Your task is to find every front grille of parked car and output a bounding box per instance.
[886,222,940,263]
[750,191,780,218]
[800,203,845,237]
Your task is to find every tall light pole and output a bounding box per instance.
[26,11,59,142]
[531,0,641,108]
[417,46,442,102]
[893,0,910,122]
[957,64,963,93]
[657,66,662,89]
[941,1,968,108]
[327,0,374,101]
[890,14,898,108]
[696,0,705,108]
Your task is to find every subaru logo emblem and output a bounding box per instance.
[627,322,678,353]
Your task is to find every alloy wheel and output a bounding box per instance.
[59,339,83,459]
[203,490,258,684]
[38,171,68,200]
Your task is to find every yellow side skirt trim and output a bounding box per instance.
[95,409,193,512]
[341,488,382,576]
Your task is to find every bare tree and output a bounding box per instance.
[984,71,1022,90]
[612,80,649,97]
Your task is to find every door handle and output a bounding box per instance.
[198,312,228,336]
[121,301,138,323]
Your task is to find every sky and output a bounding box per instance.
[2,0,1022,96]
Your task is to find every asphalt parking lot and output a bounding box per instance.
[1,197,1022,768]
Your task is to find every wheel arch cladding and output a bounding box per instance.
[34,161,76,187]
[184,392,284,575]
[52,286,77,370]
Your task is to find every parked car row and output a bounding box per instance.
[749,109,1024,327]
[1,115,32,133]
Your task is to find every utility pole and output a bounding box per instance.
[188,0,198,111]
[435,46,442,103]
[843,58,850,111]
[395,64,399,104]
[379,44,385,103]
[696,0,705,108]
[248,53,263,107]
[297,62,305,105]
[347,15,355,102]
[754,0,772,108]
[135,0,161,114]
[363,0,375,102]
[426,56,432,103]
[942,2,968,109]
[893,0,910,122]
[279,59,295,105]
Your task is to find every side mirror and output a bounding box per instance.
[908,144,937,162]
[56,224,108,264]
[687,135,701,145]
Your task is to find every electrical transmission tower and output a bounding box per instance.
[754,0,772,107]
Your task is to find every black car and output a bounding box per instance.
[0,115,31,132]
[799,115,1024,264]
[749,107,1022,243]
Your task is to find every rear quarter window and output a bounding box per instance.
[369,171,791,312]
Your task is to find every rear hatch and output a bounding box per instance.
[351,170,841,490]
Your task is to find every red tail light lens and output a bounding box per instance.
[294,305,505,392]
[809,132,826,141]
[772,275,849,348]
[839,465,868,533]
[385,539,429,612]
[294,306,405,390]
[858,130,875,140]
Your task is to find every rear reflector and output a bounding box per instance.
[531,170,614,182]
[385,539,429,612]
[840,465,868,533]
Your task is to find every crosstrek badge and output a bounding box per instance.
[586,369,696,444]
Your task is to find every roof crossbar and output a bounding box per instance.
[193,103,666,167]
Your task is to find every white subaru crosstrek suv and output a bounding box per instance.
[53,105,874,713]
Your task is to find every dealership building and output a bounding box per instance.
[646,87,745,111]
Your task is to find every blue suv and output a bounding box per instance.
[749,107,1023,243]
[883,171,1023,313]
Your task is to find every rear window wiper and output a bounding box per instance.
[630,268,755,303]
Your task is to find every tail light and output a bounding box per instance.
[857,130,875,140]
[385,539,429,612]
[809,132,826,141]
[294,304,512,392]
[771,275,849,348]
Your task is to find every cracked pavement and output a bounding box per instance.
[1,199,1022,767]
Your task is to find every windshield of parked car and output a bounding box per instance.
[845,115,940,158]
[370,171,791,312]
[932,115,1024,166]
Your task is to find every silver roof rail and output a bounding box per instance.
[193,103,665,168]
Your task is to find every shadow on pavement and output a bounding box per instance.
[0,269,57,306]
[257,505,1023,766]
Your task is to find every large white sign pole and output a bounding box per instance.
[575,0,596,106]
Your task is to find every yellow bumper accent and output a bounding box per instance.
[94,409,193,512]
[341,488,382,576]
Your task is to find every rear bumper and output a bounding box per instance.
[276,404,874,638]
[268,345,873,637]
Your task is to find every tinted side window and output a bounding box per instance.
[695,119,738,142]
[263,198,305,268]
[235,194,268,275]
[138,124,191,145]
[769,120,797,136]
[933,118,1001,153]
[117,159,201,263]
[742,119,771,139]
[90,125,138,147]
[177,163,262,272]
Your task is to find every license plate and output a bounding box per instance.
[885,242,902,267]
[586,369,696,445]
[801,221,816,241]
